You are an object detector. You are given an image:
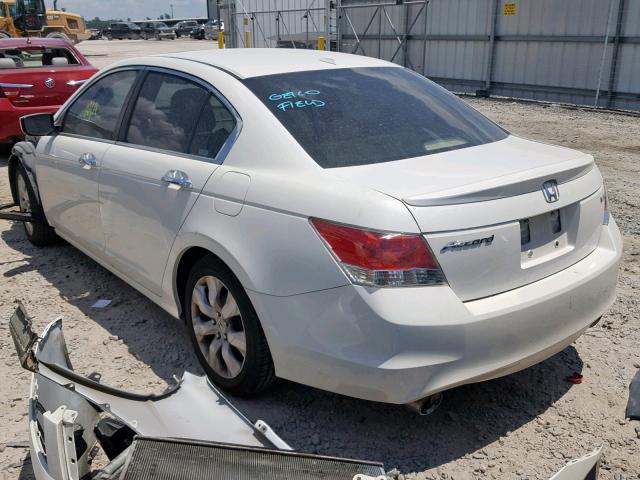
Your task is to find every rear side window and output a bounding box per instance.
[0,47,79,68]
[243,67,508,168]
[125,72,235,158]
[189,95,236,158]
[63,70,138,140]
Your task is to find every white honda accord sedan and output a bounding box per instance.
[13,49,622,410]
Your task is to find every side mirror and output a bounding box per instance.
[20,112,56,137]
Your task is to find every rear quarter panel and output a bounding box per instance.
[155,57,419,306]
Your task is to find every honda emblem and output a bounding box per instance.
[542,180,559,203]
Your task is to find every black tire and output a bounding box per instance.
[14,164,58,246]
[184,255,276,396]
[46,31,71,42]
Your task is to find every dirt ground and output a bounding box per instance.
[0,40,639,480]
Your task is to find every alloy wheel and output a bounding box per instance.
[190,275,246,379]
[16,173,34,236]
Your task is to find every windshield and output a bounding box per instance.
[243,67,508,168]
[155,22,168,28]
[16,0,44,15]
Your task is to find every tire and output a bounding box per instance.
[184,255,276,396]
[14,164,58,246]
[46,31,71,42]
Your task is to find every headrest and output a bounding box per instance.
[51,57,69,66]
[0,58,16,69]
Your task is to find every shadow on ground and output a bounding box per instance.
[1,222,583,475]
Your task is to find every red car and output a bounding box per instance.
[0,37,97,143]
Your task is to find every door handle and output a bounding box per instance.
[66,79,88,87]
[78,152,97,168]
[161,170,193,189]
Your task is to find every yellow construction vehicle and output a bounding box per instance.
[45,0,90,42]
[0,0,90,43]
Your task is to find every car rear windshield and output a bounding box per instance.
[243,67,508,168]
[0,47,79,68]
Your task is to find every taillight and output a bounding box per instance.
[310,218,446,287]
[0,83,32,99]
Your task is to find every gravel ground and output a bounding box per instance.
[0,41,639,480]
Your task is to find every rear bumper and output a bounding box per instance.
[0,99,59,142]
[249,219,623,404]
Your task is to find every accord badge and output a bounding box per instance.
[440,235,494,254]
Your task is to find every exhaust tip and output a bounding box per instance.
[407,392,443,416]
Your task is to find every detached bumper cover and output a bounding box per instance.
[251,220,623,404]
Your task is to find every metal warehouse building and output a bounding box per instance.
[213,0,640,110]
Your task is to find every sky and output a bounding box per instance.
[48,0,208,21]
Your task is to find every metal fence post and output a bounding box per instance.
[325,0,331,50]
[594,0,615,107]
[606,0,626,108]
[403,2,410,67]
[484,0,499,93]
[378,5,383,58]
[421,0,428,74]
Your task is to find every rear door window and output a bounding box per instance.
[243,67,508,168]
[125,72,207,154]
[125,71,236,158]
[63,70,138,140]
[189,94,236,159]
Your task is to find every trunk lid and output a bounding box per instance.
[332,136,605,301]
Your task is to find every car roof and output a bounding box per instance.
[0,37,75,49]
[151,48,398,79]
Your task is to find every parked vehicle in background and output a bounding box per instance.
[190,23,205,40]
[0,37,96,143]
[0,0,89,43]
[174,20,198,38]
[88,28,101,40]
[103,22,141,40]
[139,21,176,40]
[203,19,223,40]
[44,4,90,43]
[12,50,622,411]
[0,0,45,38]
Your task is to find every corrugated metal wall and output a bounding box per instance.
[221,0,640,110]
